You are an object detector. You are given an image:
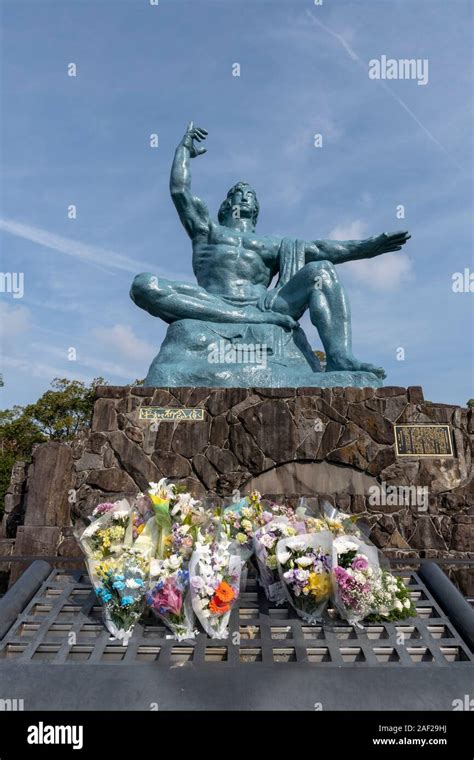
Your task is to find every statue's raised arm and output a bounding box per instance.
[170,122,210,239]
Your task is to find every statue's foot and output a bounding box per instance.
[326,353,386,379]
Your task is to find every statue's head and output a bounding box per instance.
[218,182,260,227]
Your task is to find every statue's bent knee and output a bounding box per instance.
[305,259,337,286]
[130,272,164,307]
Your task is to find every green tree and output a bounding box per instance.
[22,377,105,439]
[0,377,106,513]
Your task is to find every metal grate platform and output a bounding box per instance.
[1,567,472,667]
[0,564,472,710]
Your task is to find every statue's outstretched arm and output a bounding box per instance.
[170,122,210,239]
[306,231,410,264]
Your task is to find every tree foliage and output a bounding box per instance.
[0,377,106,513]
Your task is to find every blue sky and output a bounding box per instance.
[0,0,472,408]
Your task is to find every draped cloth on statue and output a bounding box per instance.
[262,237,307,311]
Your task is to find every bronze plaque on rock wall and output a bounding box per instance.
[138,407,205,422]
[394,424,453,457]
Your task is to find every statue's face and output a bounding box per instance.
[220,184,259,226]
[230,185,257,219]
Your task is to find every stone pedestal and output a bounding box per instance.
[145,318,382,389]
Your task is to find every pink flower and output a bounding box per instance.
[93,502,116,516]
[352,556,369,571]
[151,578,183,616]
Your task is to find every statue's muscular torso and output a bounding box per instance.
[192,222,279,303]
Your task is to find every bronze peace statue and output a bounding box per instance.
[131,122,410,387]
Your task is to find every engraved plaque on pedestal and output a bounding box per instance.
[138,407,205,422]
[394,424,453,457]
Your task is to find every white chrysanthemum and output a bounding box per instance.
[113,510,129,520]
[333,537,359,554]
[167,555,182,571]
[286,537,307,552]
[82,523,100,537]
[150,559,163,576]
[295,556,313,568]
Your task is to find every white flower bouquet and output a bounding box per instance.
[189,533,242,639]
[79,499,159,643]
[277,531,333,623]
[253,518,298,605]
[332,535,381,625]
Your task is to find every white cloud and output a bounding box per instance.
[77,354,138,381]
[26,340,141,381]
[328,220,368,241]
[93,324,154,362]
[0,302,31,342]
[1,353,90,383]
[0,218,154,274]
[341,252,413,291]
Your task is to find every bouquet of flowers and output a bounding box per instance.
[79,500,159,643]
[189,532,242,638]
[145,486,214,639]
[93,548,150,643]
[332,536,381,625]
[319,500,365,537]
[253,519,298,605]
[220,499,257,560]
[131,492,155,539]
[332,535,416,625]
[147,555,196,640]
[367,569,416,622]
[277,531,333,623]
[80,500,133,559]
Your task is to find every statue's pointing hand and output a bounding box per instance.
[365,230,411,258]
[182,121,208,158]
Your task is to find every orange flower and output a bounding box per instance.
[209,596,231,615]
[214,581,235,603]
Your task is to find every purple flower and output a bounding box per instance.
[190,576,204,592]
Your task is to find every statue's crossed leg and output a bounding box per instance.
[130,273,297,330]
[131,261,386,379]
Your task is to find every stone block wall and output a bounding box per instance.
[2,385,473,588]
